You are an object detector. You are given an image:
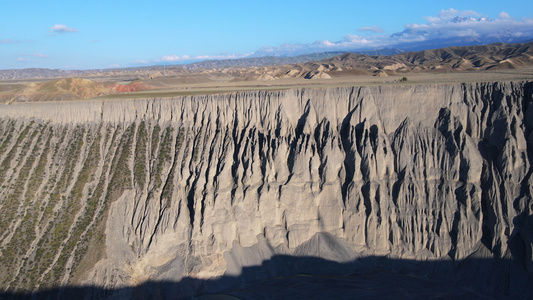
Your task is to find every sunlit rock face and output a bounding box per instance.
[0,82,531,298]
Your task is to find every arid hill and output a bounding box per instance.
[240,41,533,80]
[0,78,156,103]
[10,78,110,102]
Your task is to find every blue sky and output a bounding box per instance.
[1,0,532,70]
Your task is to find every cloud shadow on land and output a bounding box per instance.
[2,251,532,300]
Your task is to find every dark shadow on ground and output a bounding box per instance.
[1,253,532,300]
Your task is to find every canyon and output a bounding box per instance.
[0,81,532,299]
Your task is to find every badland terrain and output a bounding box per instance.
[0,42,532,299]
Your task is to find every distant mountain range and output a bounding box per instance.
[251,15,533,57]
[0,50,404,80]
[224,41,533,81]
[250,34,533,59]
[183,49,405,70]
[0,68,86,80]
[300,41,533,73]
[1,41,532,81]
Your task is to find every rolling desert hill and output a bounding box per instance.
[257,41,533,79]
[0,78,155,103]
[0,78,110,103]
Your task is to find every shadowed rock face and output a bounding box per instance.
[0,82,531,298]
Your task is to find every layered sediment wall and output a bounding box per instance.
[0,82,532,298]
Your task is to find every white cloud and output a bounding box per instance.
[192,55,210,60]
[49,24,79,33]
[193,53,249,60]
[136,59,149,64]
[425,8,482,24]
[251,9,533,57]
[498,12,511,20]
[359,26,384,33]
[17,53,48,63]
[108,64,120,68]
[400,9,533,41]
[161,54,189,62]
[158,53,247,62]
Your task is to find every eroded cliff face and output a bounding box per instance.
[0,82,532,298]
